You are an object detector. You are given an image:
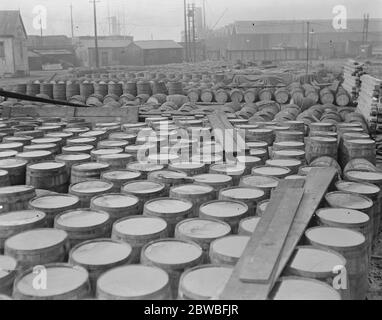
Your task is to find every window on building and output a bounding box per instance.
[0,42,5,58]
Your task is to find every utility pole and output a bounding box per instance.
[203,0,207,30]
[192,3,197,62]
[91,0,100,68]
[184,0,189,62]
[306,21,310,75]
[362,13,370,44]
[187,3,192,62]
[70,4,74,39]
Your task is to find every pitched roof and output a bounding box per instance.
[0,11,27,37]
[133,40,183,50]
[78,38,132,49]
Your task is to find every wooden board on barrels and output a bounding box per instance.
[220,167,337,300]
[2,105,139,125]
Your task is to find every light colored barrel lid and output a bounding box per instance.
[73,162,110,171]
[171,184,214,195]
[5,229,67,251]
[97,265,169,298]
[0,255,17,278]
[310,136,337,142]
[115,216,167,236]
[123,181,164,194]
[210,164,245,175]
[71,240,131,266]
[102,170,141,180]
[252,166,290,176]
[211,236,250,259]
[144,239,202,265]
[246,141,268,148]
[259,200,269,212]
[310,122,334,127]
[0,150,18,158]
[274,149,305,156]
[80,130,106,137]
[250,128,272,133]
[194,174,232,184]
[316,208,369,225]
[285,175,306,181]
[347,139,374,145]
[0,185,34,195]
[274,141,304,147]
[326,192,373,210]
[336,181,380,195]
[201,200,248,218]
[241,175,279,188]
[0,142,23,149]
[15,264,88,297]
[32,138,61,144]
[18,150,52,157]
[92,194,139,208]
[240,217,261,234]
[0,169,8,177]
[68,137,96,144]
[25,143,56,150]
[127,162,164,172]
[181,265,233,299]
[91,148,123,156]
[56,209,109,229]
[64,145,94,152]
[346,170,382,181]
[99,140,127,147]
[146,198,192,214]
[98,153,133,160]
[221,187,265,200]
[170,162,205,170]
[149,170,187,179]
[28,162,65,170]
[305,227,365,248]
[0,158,27,167]
[0,210,45,227]
[177,219,231,239]
[56,154,91,161]
[266,159,301,167]
[288,247,346,274]
[272,277,341,300]
[71,181,113,193]
[236,156,262,163]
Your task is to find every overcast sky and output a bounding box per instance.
[2,0,382,40]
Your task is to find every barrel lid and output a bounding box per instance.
[285,175,306,181]
[32,138,62,144]
[30,194,79,210]
[46,132,73,139]
[346,170,382,182]
[73,162,110,171]
[143,239,202,266]
[274,141,304,147]
[123,181,164,194]
[241,175,279,188]
[98,153,133,160]
[305,227,366,248]
[336,181,380,196]
[180,265,233,299]
[80,130,106,138]
[346,139,375,145]
[68,137,96,144]
[220,187,265,201]
[0,255,17,279]
[55,209,109,229]
[273,149,305,156]
[148,170,188,180]
[102,170,141,181]
[210,236,250,259]
[114,216,167,237]
[246,141,268,149]
[25,143,56,150]
[91,148,123,156]
[97,265,169,299]
[236,156,262,164]
[70,181,113,194]
[310,136,337,143]
[56,154,91,161]
[0,142,23,149]
[177,218,231,240]
[14,264,89,298]
[171,184,214,195]
[0,158,27,167]
[210,164,245,175]
[170,162,205,170]
[266,159,301,167]
[0,185,34,195]
[258,200,269,212]
[191,154,224,164]
[127,162,164,172]
[252,166,290,176]
[109,133,136,140]
[250,128,272,134]
[249,149,268,157]
[239,217,261,234]
[17,150,52,158]
[92,194,139,209]
[0,210,45,228]
[0,150,18,158]
[63,145,94,152]
[5,229,68,251]
[70,239,132,267]
[145,198,193,214]
[310,122,334,128]
[316,208,370,225]
[325,191,373,210]
[271,277,341,300]
[99,140,128,148]
[200,200,248,218]
[193,174,232,184]
[28,161,65,171]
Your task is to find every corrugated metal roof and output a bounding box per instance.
[134,40,183,50]
[0,10,27,37]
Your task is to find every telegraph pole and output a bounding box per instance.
[203,0,207,30]
[192,3,197,62]
[70,4,74,38]
[306,21,310,75]
[184,0,189,62]
[91,0,100,68]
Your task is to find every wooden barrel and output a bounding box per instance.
[62,145,94,155]
[0,150,18,160]
[236,156,262,175]
[192,174,233,197]
[71,162,111,184]
[309,122,335,133]
[112,216,168,263]
[178,264,233,300]
[16,150,54,165]
[5,228,69,272]
[91,148,123,162]
[90,194,140,224]
[343,139,376,166]
[69,180,114,208]
[55,154,91,176]
[275,88,290,104]
[305,227,368,300]
[69,239,132,294]
[26,162,69,193]
[3,136,33,146]
[275,131,304,143]
[248,149,269,163]
[0,185,36,213]
[273,141,305,151]
[13,263,90,300]
[0,255,17,296]
[252,165,291,179]
[284,246,349,299]
[97,154,134,170]
[219,187,265,217]
[310,156,342,176]
[306,137,338,164]
[209,235,249,266]
[272,149,306,162]
[0,210,47,252]
[247,129,274,145]
[55,209,111,249]
[270,276,341,300]
[0,170,10,187]
[209,163,245,186]
[147,170,189,193]
[67,137,97,147]
[238,216,261,236]
[101,170,142,191]
[199,200,249,234]
[24,143,59,155]
[29,194,81,227]
[170,184,215,218]
[266,159,302,175]
[143,198,193,236]
[141,238,203,299]
[240,175,279,198]
[96,265,171,300]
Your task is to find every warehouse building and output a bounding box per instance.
[0,11,29,77]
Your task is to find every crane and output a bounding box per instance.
[211,8,228,30]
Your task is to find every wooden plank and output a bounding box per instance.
[239,185,304,283]
[219,168,336,300]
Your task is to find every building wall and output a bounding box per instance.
[143,48,183,65]
[125,44,144,66]
[227,48,318,62]
[0,37,15,75]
